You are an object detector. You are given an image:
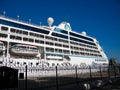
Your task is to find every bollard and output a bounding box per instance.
[75,66,78,85]
[56,66,59,90]
[89,66,92,82]
[25,65,27,90]
[99,66,102,81]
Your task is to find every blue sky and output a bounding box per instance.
[0,0,120,62]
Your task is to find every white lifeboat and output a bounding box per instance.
[10,44,39,56]
[0,41,5,52]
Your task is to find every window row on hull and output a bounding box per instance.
[45,51,102,58]
[0,25,96,47]
[10,28,28,35]
[69,32,93,42]
[10,35,97,53]
[70,37,96,46]
[52,32,68,39]
[70,41,98,49]
[70,46,100,54]
[71,51,102,57]
[0,32,98,54]
[0,25,98,54]
[0,35,102,58]
[0,26,69,44]
[46,47,102,57]
[0,20,94,42]
[0,20,50,34]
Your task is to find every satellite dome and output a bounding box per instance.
[82,31,86,36]
[58,22,72,31]
[47,17,54,27]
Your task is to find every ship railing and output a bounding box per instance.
[0,14,40,27]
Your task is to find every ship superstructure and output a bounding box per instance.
[0,15,108,68]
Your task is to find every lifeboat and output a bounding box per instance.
[0,41,5,52]
[10,44,39,56]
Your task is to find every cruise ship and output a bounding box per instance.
[0,15,108,68]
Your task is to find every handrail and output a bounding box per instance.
[0,14,40,27]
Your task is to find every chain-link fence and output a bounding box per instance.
[0,65,120,90]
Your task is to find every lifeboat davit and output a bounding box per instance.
[10,44,39,56]
[0,41,5,52]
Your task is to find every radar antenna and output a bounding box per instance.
[47,17,54,27]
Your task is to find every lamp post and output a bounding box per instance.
[40,22,42,26]
[3,11,6,16]
[17,15,19,21]
[29,19,31,24]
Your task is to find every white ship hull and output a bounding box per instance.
[0,15,109,69]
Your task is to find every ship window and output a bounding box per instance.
[52,32,68,39]
[10,28,16,33]
[70,37,95,46]
[0,43,3,47]
[36,28,49,34]
[16,36,22,40]
[23,62,26,65]
[55,43,62,47]
[29,38,34,42]
[70,46,73,49]
[54,28,68,34]
[71,51,73,54]
[70,32,93,41]
[35,40,44,44]
[39,34,44,38]
[23,37,28,41]
[1,26,8,31]
[23,31,28,35]
[63,45,69,48]
[46,42,49,45]
[46,36,54,40]
[29,32,44,39]
[40,41,44,44]
[35,40,39,43]
[63,50,69,54]
[0,33,8,38]
[46,48,54,52]
[59,39,68,43]
[29,32,34,36]
[10,35,15,39]
[18,30,22,34]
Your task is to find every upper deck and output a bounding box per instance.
[0,15,96,46]
[0,15,108,59]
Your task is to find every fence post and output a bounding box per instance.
[119,66,120,75]
[25,65,27,90]
[56,66,59,90]
[75,66,78,85]
[99,65,102,81]
[108,66,110,79]
[114,65,116,79]
[89,66,92,82]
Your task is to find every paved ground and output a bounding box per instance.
[90,79,120,90]
[1,78,120,90]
